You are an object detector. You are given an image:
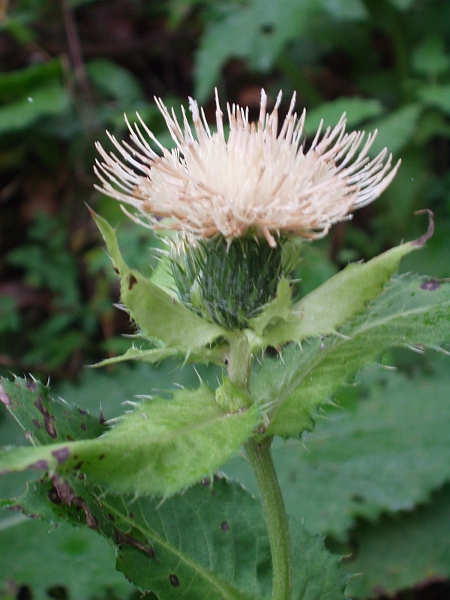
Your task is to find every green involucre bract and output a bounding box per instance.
[170,235,297,329]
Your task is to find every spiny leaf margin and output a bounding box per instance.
[91,209,229,363]
[259,238,423,347]
[1,474,348,600]
[0,378,260,497]
[253,273,450,438]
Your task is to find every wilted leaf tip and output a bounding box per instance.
[411,209,434,247]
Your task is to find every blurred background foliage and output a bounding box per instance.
[1,0,449,378]
[0,0,449,599]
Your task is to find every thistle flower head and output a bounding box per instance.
[95,89,400,248]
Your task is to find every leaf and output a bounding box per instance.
[54,360,222,421]
[304,97,384,137]
[261,239,421,347]
[0,516,134,600]
[412,37,450,77]
[290,518,347,600]
[344,484,450,598]
[86,57,144,104]
[148,247,178,294]
[3,475,347,600]
[92,345,181,368]
[0,377,105,446]
[270,359,450,540]
[417,83,450,115]
[252,274,450,438]
[0,59,63,102]
[0,82,70,136]
[194,0,320,101]
[368,104,423,156]
[0,397,37,519]
[92,210,228,362]
[0,379,260,496]
[248,277,292,338]
[413,111,450,146]
[93,340,229,368]
[0,359,218,510]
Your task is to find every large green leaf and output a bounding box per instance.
[344,484,450,598]
[92,210,228,363]
[260,240,420,347]
[55,360,222,419]
[0,515,134,600]
[252,274,450,438]
[2,475,347,600]
[267,359,450,539]
[0,378,260,496]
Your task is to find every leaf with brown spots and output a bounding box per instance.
[420,278,441,291]
[2,475,347,600]
[0,384,260,497]
[0,376,106,446]
[253,273,450,439]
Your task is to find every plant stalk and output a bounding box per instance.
[245,437,292,600]
[227,336,292,600]
[227,334,252,391]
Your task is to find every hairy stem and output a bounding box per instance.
[245,437,292,600]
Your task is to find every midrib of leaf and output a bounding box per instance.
[101,496,252,600]
[113,402,258,464]
[353,295,446,334]
[141,407,255,443]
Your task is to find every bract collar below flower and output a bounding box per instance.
[95,90,400,247]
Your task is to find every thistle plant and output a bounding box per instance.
[1,91,450,600]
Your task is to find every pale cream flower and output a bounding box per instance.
[95,90,400,247]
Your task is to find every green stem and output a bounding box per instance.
[227,335,292,600]
[245,437,292,600]
[227,334,252,391]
